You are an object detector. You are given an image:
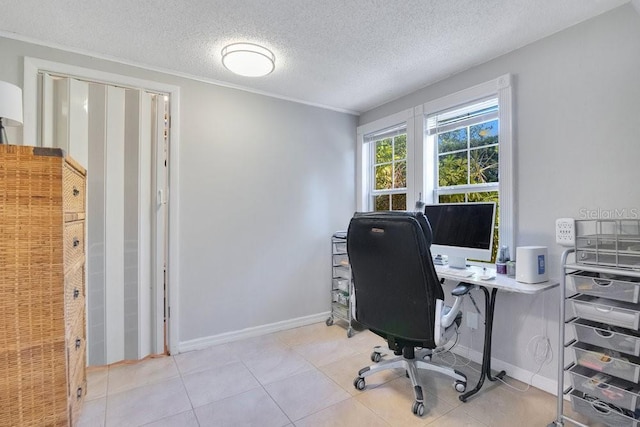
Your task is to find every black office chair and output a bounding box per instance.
[347,211,471,417]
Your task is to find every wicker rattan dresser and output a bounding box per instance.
[0,145,87,426]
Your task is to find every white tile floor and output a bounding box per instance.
[76,322,593,427]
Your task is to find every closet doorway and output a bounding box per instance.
[29,64,176,366]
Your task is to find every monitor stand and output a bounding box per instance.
[448,256,467,270]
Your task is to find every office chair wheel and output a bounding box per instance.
[411,401,425,417]
[353,377,366,391]
[370,351,382,363]
[454,381,467,393]
[325,317,334,326]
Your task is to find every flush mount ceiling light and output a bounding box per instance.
[221,43,275,77]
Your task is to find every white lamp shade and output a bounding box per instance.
[0,81,24,126]
[222,43,275,77]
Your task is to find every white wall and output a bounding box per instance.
[0,36,357,352]
[359,4,640,388]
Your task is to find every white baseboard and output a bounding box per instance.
[449,344,558,396]
[177,311,331,353]
[177,312,560,398]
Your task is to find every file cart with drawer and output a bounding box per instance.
[550,219,640,427]
[326,231,355,337]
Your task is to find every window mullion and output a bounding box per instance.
[437,183,499,193]
[391,137,396,189]
[371,188,407,195]
[466,124,471,186]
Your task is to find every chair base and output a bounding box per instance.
[354,348,467,417]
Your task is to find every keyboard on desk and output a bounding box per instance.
[434,266,475,278]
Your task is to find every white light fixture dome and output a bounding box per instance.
[221,43,275,77]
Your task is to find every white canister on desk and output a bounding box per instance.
[516,246,548,283]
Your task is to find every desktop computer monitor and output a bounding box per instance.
[423,202,497,269]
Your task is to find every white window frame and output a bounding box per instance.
[356,75,514,253]
[368,125,408,210]
[356,108,415,211]
[416,74,514,255]
[428,98,499,201]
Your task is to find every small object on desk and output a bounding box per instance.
[479,275,496,281]
[506,261,516,277]
[496,245,510,274]
[433,254,448,265]
[516,246,548,283]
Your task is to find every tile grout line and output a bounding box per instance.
[103,365,110,427]
[239,357,295,426]
[174,354,202,427]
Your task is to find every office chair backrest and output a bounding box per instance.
[347,211,444,349]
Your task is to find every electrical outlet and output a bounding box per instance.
[556,218,575,247]
[466,312,478,330]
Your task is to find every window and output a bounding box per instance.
[366,125,408,211]
[426,98,500,259]
[356,75,513,260]
[429,98,498,200]
[421,76,513,263]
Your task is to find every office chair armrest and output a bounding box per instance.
[451,283,474,297]
[434,284,475,346]
[442,283,474,328]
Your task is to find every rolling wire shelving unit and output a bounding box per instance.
[326,231,355,337]
[550,219,640,426]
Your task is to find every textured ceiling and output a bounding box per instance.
[0,0,631,114]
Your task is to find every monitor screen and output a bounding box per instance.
[423,202,496,268]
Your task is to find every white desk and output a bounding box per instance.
[435,264,559,402]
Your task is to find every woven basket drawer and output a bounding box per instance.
[69,376,87,426]
[64,264,85,335]
[64,221,85,270]
[67,320,87,426]
[63,164,85,214]
[67,312,85,391]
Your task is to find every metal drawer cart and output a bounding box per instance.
[326,231,355,337]
[550,219,640,426]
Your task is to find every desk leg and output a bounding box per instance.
[460,286,506,402]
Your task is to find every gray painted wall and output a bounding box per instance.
[360,4,640,385]
[0,36,357,350]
